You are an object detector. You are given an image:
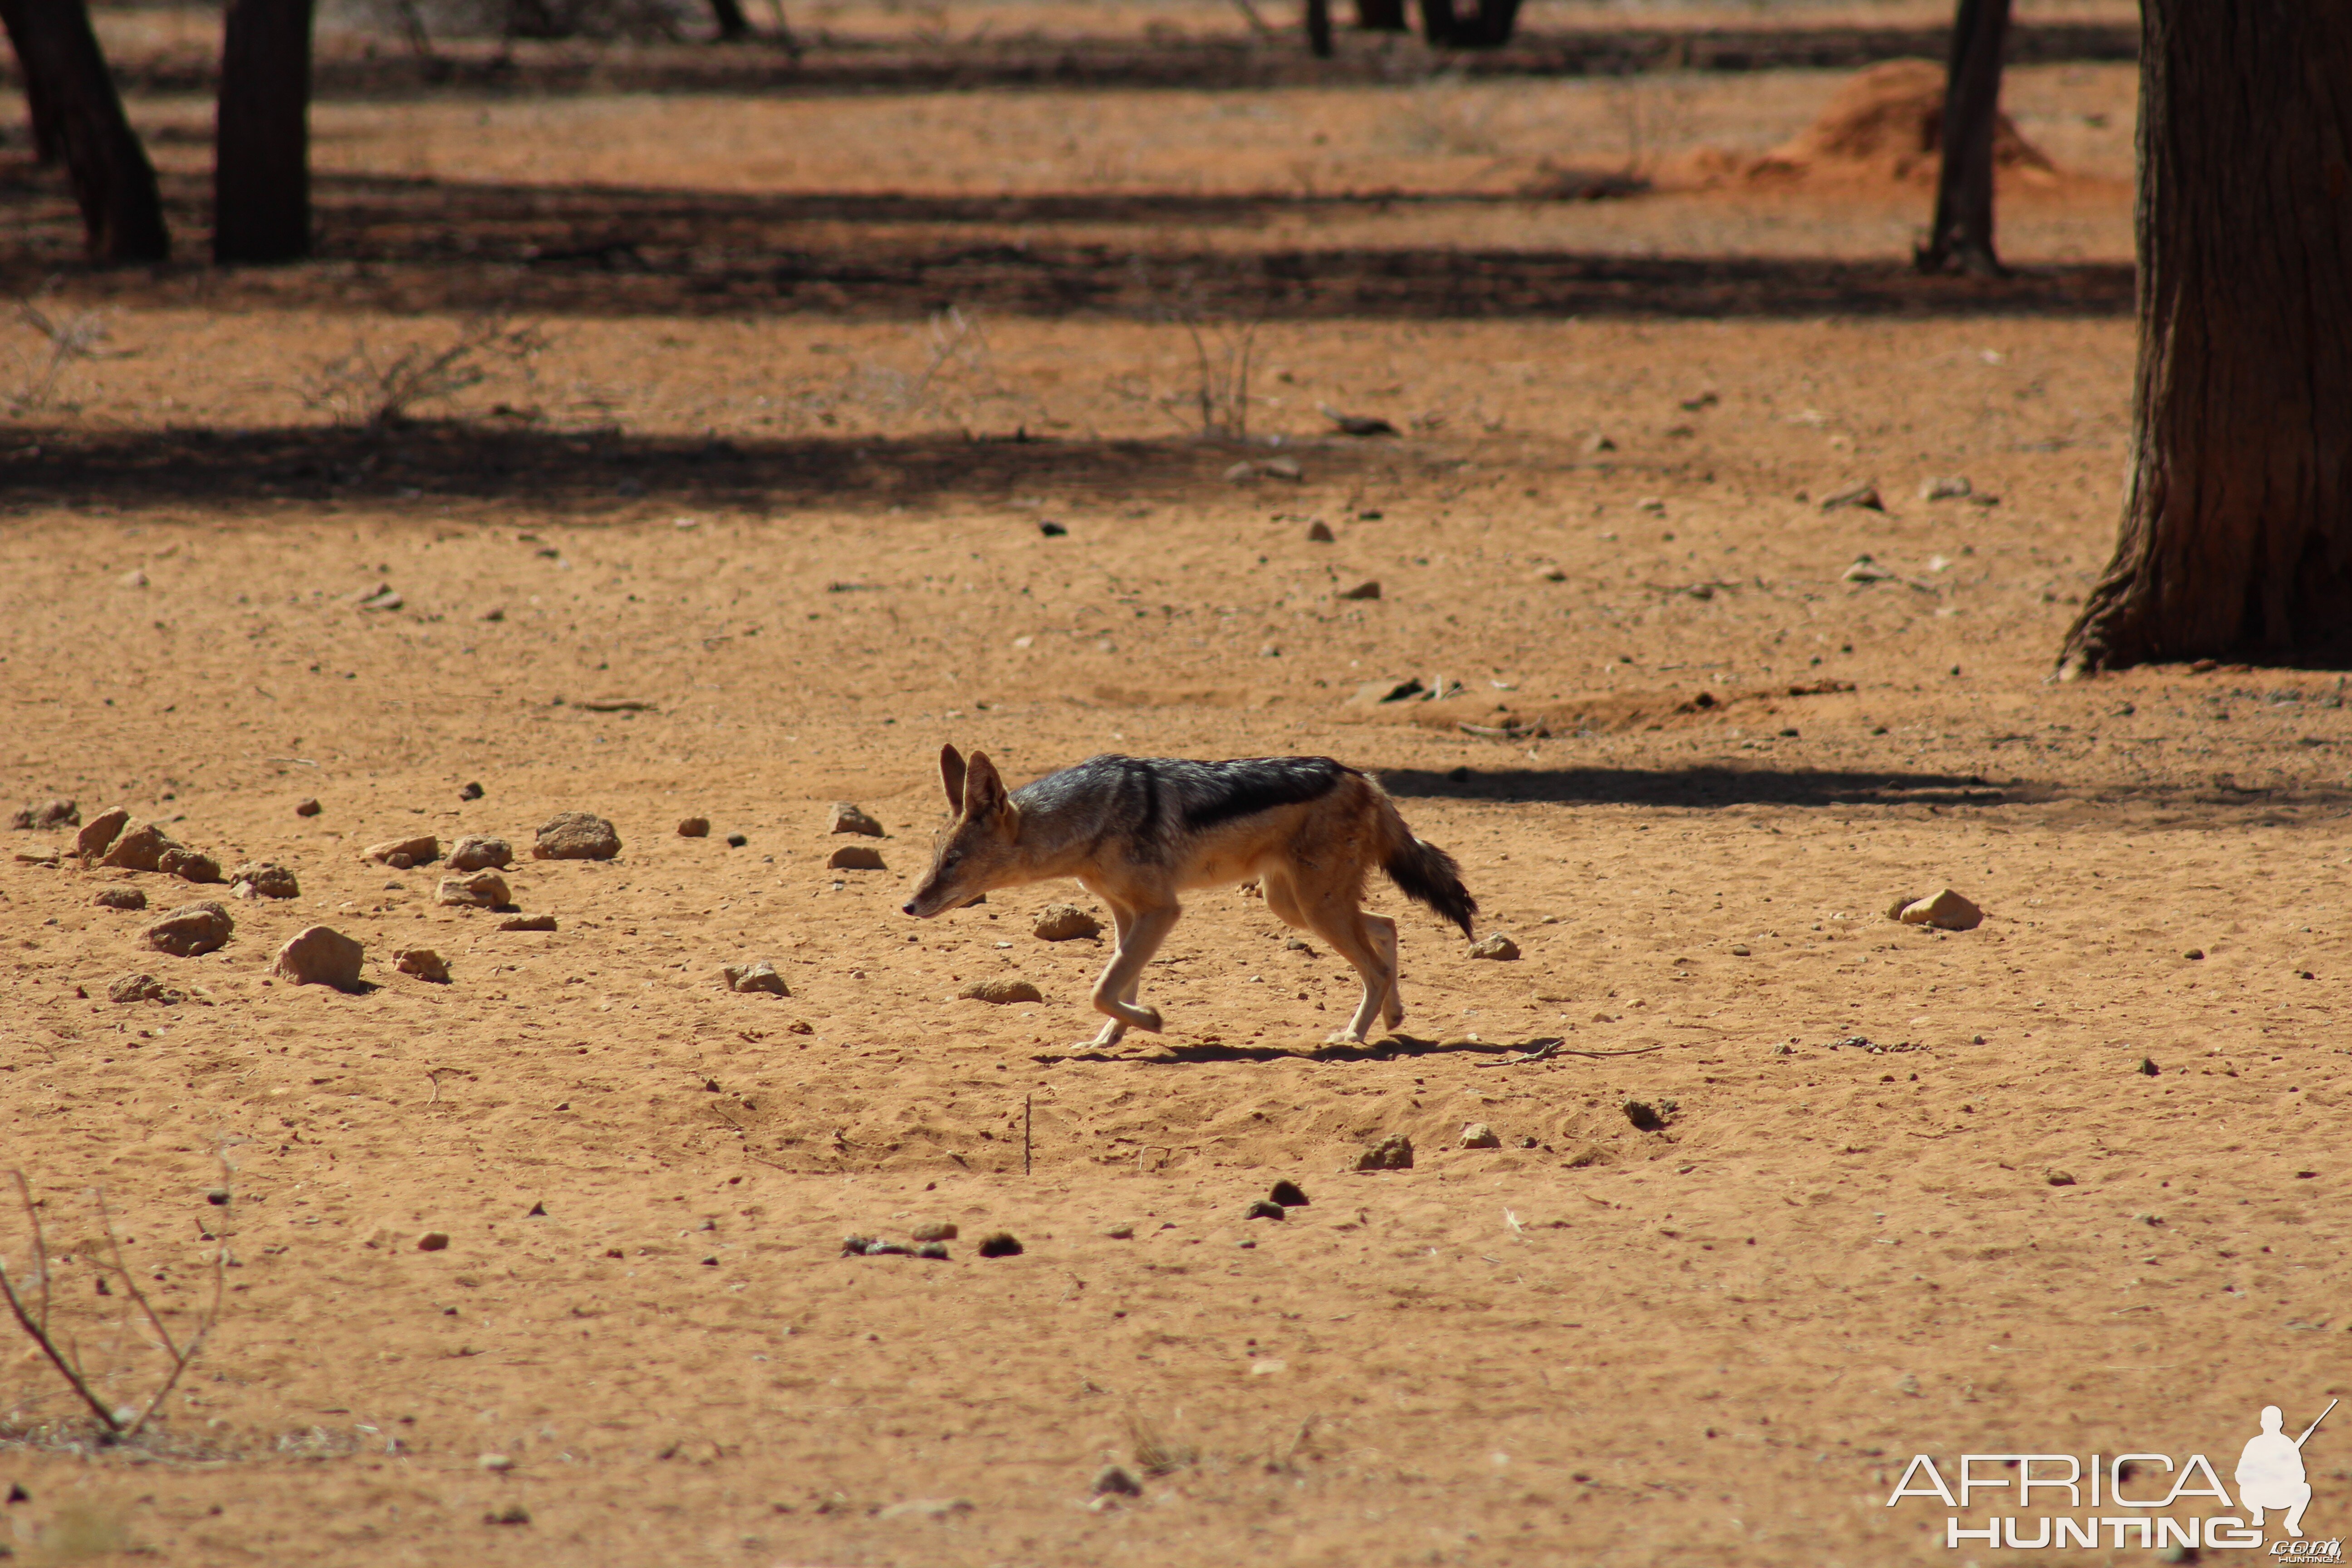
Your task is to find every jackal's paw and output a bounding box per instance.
[1323,1027,1371,1046]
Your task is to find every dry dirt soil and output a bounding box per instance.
[1,39,2348,1568]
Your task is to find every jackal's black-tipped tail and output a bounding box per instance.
[1384,833,1477,938]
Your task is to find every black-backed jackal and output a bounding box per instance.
[903,745,1477,1047]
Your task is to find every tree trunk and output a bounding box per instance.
[1419,0,1455,47]
[707,0,750,42]
[214,0,314,264]
[1460,0,1520,47]
[0,0,168,261]
[2058,2,2352,676]
[1305,0,1331,57]
[1916,0,2011,275]
[1353,0,1406,31]
[0,4,63,162]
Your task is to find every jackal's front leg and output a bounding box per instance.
[1089,903,1177,1037]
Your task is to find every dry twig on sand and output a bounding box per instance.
[0,1163,232,1438]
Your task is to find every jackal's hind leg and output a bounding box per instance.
[1364,911,1403,1029]
[1301,898,1398,1045]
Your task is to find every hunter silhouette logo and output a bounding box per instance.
[2242,1400,2335,1540]
[1884,1398,2339,1553]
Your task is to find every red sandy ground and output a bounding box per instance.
[1,42,2345,1568]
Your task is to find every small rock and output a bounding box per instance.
[1093,1465,1143,1497]
[725,833,747,848]
[1304,520,1334,542]
[1532,565,1568,582]
[1842,555,1897,583]
[860,1239,915,1257]
[1033,903,1101,941]
[361,833,440,867]
[446,835,513,872]
[1284,937,1316,955]
[1459,1122,1502,1149]
[357,584,403,611]
[1324,409,1397,437]
[103,821,178,872]
[959,977,1043,1004]
[676,817,710,838]
[1349,676,1423,706]
[1038,520,1067,537]
[11,798,77,830]
[1919,475,1971,501]
[1269,1180,1308,1207]
[294,798,322,817]
[1467,932,1519,960]
[479,1453,513,1472]
[158,847,222,884]
[1245,1199,1286,1220]
[416,1231,450,1252]
[229,862,300,900]
[500,914,557,932]
[459,781,484,801]
[1636,496,1666,514]
[1103,1223,1136,1239]
[1584,432,1616,453]
[532,812,620,861]
[2138,1057,2161,1077]
[1336,579,1382,601]
[1355,1134,1414,1171]
[1260,456,1303,480]
[976,1231,1024,1258]
[92,886,147,911]
[75,807,130,859]
[723,961,789,996]
[915,1241,950,1260]
[911,1221,958,1242]
[1623,1099,1668,1132]
[840,1235,876,1255]
[484,1506,531,1527]
[1822,480,1884,512]
[274,926,364,990]
[119,568,147,588]
[437,870,510,909]
[394,948,451,983]
[828,844,886,871]
[2045,1169,2078,1187]
[146,901,233,958]
[106,972,172,1004]
[1893,889,1983,931]
[828,803,884,837]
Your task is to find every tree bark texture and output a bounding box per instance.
[214,0,315,263]
[0,0,167,260]
[2060,2,2352,674]
[1419,0,1517,48]
[1353,0,1406,31]
[1917,0,2011,274]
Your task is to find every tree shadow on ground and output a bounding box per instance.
[1,172,2135,322]
[0,423,1367,516]
[1034,1032,1558,1066]
[1377,763,2013,808]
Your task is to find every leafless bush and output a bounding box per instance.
[8,297,116,413]
[299,315,549,428]
[1126,1410,1199,1477]
[327,0,696,42]
[0,1166,231,1441]
[1604,69,1703,179]
[811,307,1041,435]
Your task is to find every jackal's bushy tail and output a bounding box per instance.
[1381,823,1477,938]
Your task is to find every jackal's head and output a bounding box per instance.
[902,744,1023,919]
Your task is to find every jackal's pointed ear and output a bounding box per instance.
[939,745,968,813]
[962,750,1007,817]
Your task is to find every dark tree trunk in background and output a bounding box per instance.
[1916,0,2011,274]
[214,0,314,263]
[1419,0,1518,49]
[707,0,750,42]
[2058,2,2352,675]
[0,3,63,162]
[1305,0,1331,57]
[0,0,167,260]
[1354,0,1406,31]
